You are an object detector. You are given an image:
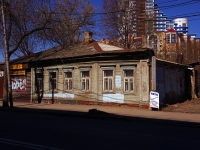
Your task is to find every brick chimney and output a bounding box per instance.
[84,31,93,44]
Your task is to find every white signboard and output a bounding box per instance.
[150,91,159,109]
[115,75,121,88]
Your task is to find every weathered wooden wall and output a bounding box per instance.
[32,60,150,108]
[156,61,186,107]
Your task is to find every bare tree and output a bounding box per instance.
[101,0,146,48]
[0,0,96,107]
[40,0,96,47]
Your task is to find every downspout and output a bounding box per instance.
[151,56,156,91]
[31,68,33,102]
[149,56,156,110]
[95,63,98,105]
[140,60,142,106]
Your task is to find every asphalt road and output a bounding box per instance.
[0,111,200,150]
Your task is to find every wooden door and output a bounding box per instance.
[0,78,3,98]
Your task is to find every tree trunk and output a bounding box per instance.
[2,66,9,107]
[191,69,197,99]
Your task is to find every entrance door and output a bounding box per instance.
[0,78,3,99]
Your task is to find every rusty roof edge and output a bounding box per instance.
[41,49,151,60]
[62,48,152,58]
[156,58,190,67]
[88,41,103,52]
[189,62,200,67]
[26,50,152,65]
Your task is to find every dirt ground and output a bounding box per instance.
[162,98,200,114]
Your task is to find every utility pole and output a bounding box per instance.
[1,0,13,108]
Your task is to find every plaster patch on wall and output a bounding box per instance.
[103,94,124,103]
[43,93,74,98]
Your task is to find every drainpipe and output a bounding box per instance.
[51,78,54,104]
[95,63,98,105]
[31,68,33,102]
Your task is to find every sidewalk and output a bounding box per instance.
[0,102,200,125]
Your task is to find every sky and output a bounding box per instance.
[154,0,200,36]
[91,0,200,37]
[1,0,200,62]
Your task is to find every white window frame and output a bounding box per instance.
[63,68,73,91]
[80,67,91,92]
[48,69,58,91]
[122,66,135,93]
[101,66,115,92]
[166,33,177,43]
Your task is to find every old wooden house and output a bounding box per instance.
[6,35,189,109]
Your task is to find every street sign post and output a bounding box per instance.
[150,91,159,109]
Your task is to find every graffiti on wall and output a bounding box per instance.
[12,79,26,91]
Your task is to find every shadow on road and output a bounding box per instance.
[1,105,200,128]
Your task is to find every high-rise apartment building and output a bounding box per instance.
[146,0,154,16]
[118,0,146,37]
[174,18,188,35]
[153,3,189,35]
[154,4,174,32]
[119,0,191,37]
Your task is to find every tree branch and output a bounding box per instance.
[9,25,51,56]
